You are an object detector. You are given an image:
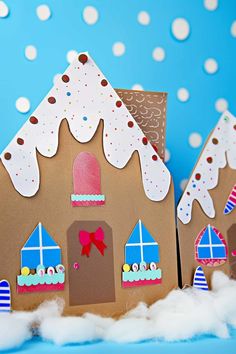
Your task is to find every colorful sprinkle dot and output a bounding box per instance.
[128,121,134,128]
[142,137,148,145]
[48,96,56,104]
[101,79,108,86]
[73,262,80,270]
[83,116,88,121]
[4,152,11,160]
[62,75,70,83]
[195,173,201,180]
[78,53,88,64]
[207,157,213,163]
[17,138,24,145]
[212,137,218,145]
[29,116,38,124]
[116,100,122,107]
[152,155,158,161]
[66,92,71,96]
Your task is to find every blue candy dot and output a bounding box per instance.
[83,116,88,121]
[193,184,196,188]
[67,92,71,96]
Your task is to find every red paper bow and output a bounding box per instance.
[79,227,107,257]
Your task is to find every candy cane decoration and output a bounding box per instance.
[224,184,236,215]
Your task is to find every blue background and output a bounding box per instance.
[0,0,236,201]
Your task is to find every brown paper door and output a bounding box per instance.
[67,221,115,306]
[227,224,236,279]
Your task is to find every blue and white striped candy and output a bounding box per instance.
[0,280,11,312]
[193,266,208,291]
[224,185,236,215]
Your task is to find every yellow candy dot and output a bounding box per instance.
[123,264,130,272]
[21,267,30,276]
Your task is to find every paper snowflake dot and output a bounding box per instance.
[231,21,236,37]
[116,100,122,108]
[4,152,11,160]
[207,157,213,163]
[128,121,134,128]
[62,75,70,83]
[29,116,38,124]
[17,138,24,145]
[16,97,30,114]
[0,1,9,18]
[152,47,165,62]
[172,18,190,41]
[195,173,201,180]
[204,0,218,11]
[177,88,190,102]
[137,11,150,25]
[142,137,148,145]
[212,137,219,145]
[204,58,218,74]
[83,6,99,25]
[78,53,88,64]
[189,133,202,148]
[48,96,56,104]
[101,79,108,86]
[152,155,158,161]
[25,45,37,61]
[215,98,228,113]
[112,42,125,57]
[36,4,51,21]
[66,50,78,64]
[165,149,171,162]
[132,84,144,91]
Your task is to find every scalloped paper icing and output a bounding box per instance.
[178,111,236,224]
[0,53,170,201]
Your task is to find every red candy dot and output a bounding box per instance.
[128,121,134,128]
[116,100,122,108]
[152,155,158,161]
[17,138,24,145]
[48,97,56,104]
[142,137,148,145]
[29,116,38,124]
[195,173,201,180]
[101,79,108,87]
[78,54,88,64]
[207,157,213,163]
[187,191,190,196]
[234,125,236,130]
[62,75,70,83]
[4,152,11,160]
[152,144,158,153]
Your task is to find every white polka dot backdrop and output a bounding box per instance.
[66,50,78,64]
[83,6,99,25]
[215,98,228,113]
[152,47,165,61]
[204,0,218,11]
[15,97,30,114]
[189,132,202,148]
[137,11,150,25]
[180,179,188,191]
[204,58,218,74]
[177,88,190,102]
[53,73,62,85]
[0,1,9,18]
[132,84,144,91]
[171,18,190,41]
[165,149,171,162]
[36,4,51,21]
[25,45,37,61]
[112,42,125,56]
[231,21,236,37]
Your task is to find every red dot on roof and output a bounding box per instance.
[4,152,11,160]
[152,155,158,161]
[62,75,70,83]
[116,100,122,108]
[234,125,236,130]
[142,137,148,145]
[152,144,158,153]
[128,121,134,128]
[29,116,38,124]
[195,173,201,180]
[207,157,213,163]
[17,138,24,145]
[48,97,56,104]
[101,79,108,87]
[78,54,88,64]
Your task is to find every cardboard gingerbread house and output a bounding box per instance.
[0,52,178,316]
[178,111,236,288]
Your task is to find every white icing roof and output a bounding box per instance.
[0,53,171,200]
[178,111,236,224]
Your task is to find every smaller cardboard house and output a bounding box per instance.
[177,111,236,287]
[0,52,178,316]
